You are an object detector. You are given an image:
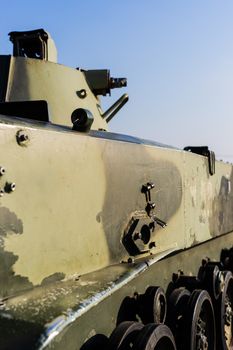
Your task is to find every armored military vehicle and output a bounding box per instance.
[0,29,232,350]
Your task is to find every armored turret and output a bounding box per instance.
[0,29,128,132]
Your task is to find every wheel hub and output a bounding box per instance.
[196,318,208,350]
[224,295,233,347]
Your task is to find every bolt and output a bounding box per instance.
[147,182,155,190]
[19,134,28,142]
[146,202,156,215]
[141,182,155,193]
[0,189,4,197]
[150,203,156,209]
[10,183,16,191]
[133,232,142,240]
[0,167,6,176]
[5,182,16,193]
[16,130,29,146]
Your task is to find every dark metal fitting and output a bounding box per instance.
[149,241,156,249]
[150,202,156,209]
[0,189,4,197]
[19,134,28,142]
[71,108,94,132]
[103,93,129,123]
[141,182,155,193]
[147,182,155,190]
[76,89,87,99]
[201,258,210,266]
[172,270,184,283]
[0,167,6,176]
[146,202,156,216]
[153,216,167,228]
[16,130,29,146]
[175,275,200,290]
[147,202,156,210]
[133,232,141,241]
[110,77,127,89]
[184,146,215,175]
[172,273,179,283]
[4,182,16,193]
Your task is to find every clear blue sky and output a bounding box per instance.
[1,1,233,160]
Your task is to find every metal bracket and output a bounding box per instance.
[141,182,167,227]
[122,211,156,256]
[122,182,167,257]
[184,146,215,176]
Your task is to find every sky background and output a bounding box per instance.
[1,1,233,161]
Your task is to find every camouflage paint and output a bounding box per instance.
[0,43,233,349]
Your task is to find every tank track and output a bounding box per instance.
[81,247,233,350]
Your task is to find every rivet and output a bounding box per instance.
[0,167,6,176]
